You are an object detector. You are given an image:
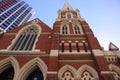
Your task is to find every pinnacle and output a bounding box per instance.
[62,0,73,11]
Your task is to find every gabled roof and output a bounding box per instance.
[62,0,73,11]
[109,42,119,51]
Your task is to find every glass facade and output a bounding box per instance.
[0,0,34,31]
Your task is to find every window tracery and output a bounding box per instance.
[10,25,40,50]
[78,65,99,80]
[112,72,120,80]
[81,72,94,80]
[62,72,74,80]
[62,25,68,34]
[109,64,120,80]
[74,25,81,34]
[67,13,71,19]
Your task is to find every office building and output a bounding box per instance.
[0,0,34,31]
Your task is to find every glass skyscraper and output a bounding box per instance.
[0,0,34,32]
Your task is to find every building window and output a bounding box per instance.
[62,72,74,80]
[62,25,68,34]
[81,72,94,80]
[26,68,43,80]
[76,41,80,52]
[83,41,88,52]
[67,13,71,19]
[62,42,64,52]
[112,72,120,80]
[74,25,81,34]
[0,67,14,80]
[109,64,120,80]
[10,25,40,50]
[69,41,72,52]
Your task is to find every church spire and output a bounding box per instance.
[62,0,73,11]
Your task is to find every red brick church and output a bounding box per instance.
[0,1,120,80]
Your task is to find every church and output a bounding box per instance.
[0,1,120,80]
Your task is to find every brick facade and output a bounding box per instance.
[0,1,120,80]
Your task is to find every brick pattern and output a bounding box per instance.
[0,6,120,80]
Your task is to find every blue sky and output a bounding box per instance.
[24,0,120,50]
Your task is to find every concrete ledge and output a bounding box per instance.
[50,50,58,56]
[92,49,104,56]
[0,50,47,55]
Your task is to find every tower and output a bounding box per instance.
[0,1,120,80]
[0,0,34,32]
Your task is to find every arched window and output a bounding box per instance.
[58,65,77,80]
[112,72,120,80]
[62,25,68,34]
[17,58,47,80]
[109,64,120,80]
[81,71,94,80]
[67,13,71,19]
[78,65,99,80]
[62,72,74,80]
[74,25,81,34]
[26,68,43,80]
[10,25,40,50]
[0,67,14,80]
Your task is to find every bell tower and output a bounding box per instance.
[53,0,101,54]
[52,1,110,80]
[0,1,120,80]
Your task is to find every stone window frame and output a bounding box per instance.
[8,23,41,50]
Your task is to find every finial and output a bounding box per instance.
[62,0,73,11]
[65,0,68,3]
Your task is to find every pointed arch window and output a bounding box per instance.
[74,25,81,34]
[112,72,120,80]
[81,72,94,80]
[10,25,40,50]
[67,13,71,19]
[26,68,43,80]
[62,72,74,80]
[78,65,99,80]
[109,64,120,80]
[0,67,14,80]
[62,25,68,34]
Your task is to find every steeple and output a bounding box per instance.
[62,0,73,11]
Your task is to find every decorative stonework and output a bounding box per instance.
[0,56,20,80]
[81,71,94,80]
[60,23,70,35]
[93,50,104,56]
[16,57,47,80]
[58,64,99,80]
[109,64,120,80]
[77,64,99,80]
[104,51,118,62]
[58,65,77,80]
[50,50,59,56]
[8,23,41,51]
[32,19,39,23]
[62,72,74,80]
